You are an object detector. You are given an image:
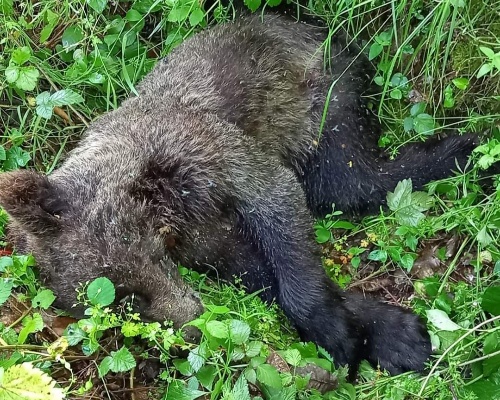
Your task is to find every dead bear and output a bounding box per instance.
[0,14,476,375]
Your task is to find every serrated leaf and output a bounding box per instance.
[387,179,413,211]
[32,289,56,309]
[0,279,13,306]
[283,349,302,367]
[0,363,65,399]
[206,320,228,339]
[105,346,136,374]
[50,89,84,106]
[6,147,31,168]
[36,104,54,119]
[164,379,206,400]
[87,277,115,306]
[244,0,261,12]
[481,286,500,316]
[18,313,44,344]
[15,67,39,91]
[229,320,251,345]
[188,346,206,373]
[245,341,262,358]
[231,374,251,400]
[426,309,461,331]
[11,46,31,65]
[256,364,282,389]
[64,324,87,346]
[4,65,19,83]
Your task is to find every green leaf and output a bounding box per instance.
[5,65,19,83]
[196,365,217,390]
[32,289,56,309]
[126,9,143,22]
[369,43,383,60]
[400,254,415,271]
[387,180,431,226]
[164,379,206,400]
[0,146,5,161]
[11,46,31,65]
[477,63,492,78]
[0,256,13,272]
[18,313,44,344]
[368,249,388,263]
[206,320,228,339]
[100,346,136,376]
[426,309,461,331]
[479,46,496,60]
[231,374,251,400]
[62,26,84,49]
[390,88,402,99]
[452,77,469,90]
[6,147,31,168]
[482,286,500,316]
[15,67,39,91]
[282,349,302,367]
[256,363,282,389]
[229,320,251,345]
[64,323,87,346]
[244,0,261,12]
[206,305,230,314]
[87,0,108,13]
[315,226,331,243]
[483,332,500,376]
[188,346,206,373]
[410,102,426,117]
[50,89,84,106]
[40,9,59,43]
[0,279,13,306]
[403,117,414,132]
[0,363,65,399]
[413,113,435,135]
[387,179,413,211]
[86,277,115,306]
[477,226,493,246]
[98,356,112,377]
[1,0,14,16]
[189,8,205,27]
[266,0,282,6]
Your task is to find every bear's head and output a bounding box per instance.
[0,169,204,339]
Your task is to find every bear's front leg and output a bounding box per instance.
[228,147,431,375]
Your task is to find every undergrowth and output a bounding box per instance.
[0,0,499,399]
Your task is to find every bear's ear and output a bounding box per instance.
[0,170,65,235]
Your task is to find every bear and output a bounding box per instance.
[0,14,476,376]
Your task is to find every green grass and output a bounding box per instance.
[1,0,500,398]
